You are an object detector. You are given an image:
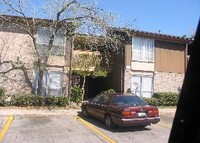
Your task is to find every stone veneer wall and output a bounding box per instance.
[0,30,35,94]
[154,71,184,93]
[124,68,132,92]
[0,24,69,95]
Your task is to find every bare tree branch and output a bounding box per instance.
[0,60,32,87]
[57,0,77,22]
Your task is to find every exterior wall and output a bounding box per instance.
[125,45,131,67]
[124,44,131,92]
[0,27,35,94]
[124,38,187,96]
[124,68,131,92]
[154,71,184,93]
[131,62,154,71]
[154,40,186,93]
[155,40,186,73]
[0,23,69,95]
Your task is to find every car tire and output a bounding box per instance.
[105,114,114,129]
[82,107,89,117]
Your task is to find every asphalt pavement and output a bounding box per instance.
[0,107,176,127]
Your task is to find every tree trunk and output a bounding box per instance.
[37,59,44,96]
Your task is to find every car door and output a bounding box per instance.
[96,94,110,119]
[86,95,101,116]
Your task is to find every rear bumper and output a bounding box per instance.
[113,117,160,126]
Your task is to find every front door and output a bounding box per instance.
[131,75,153,98]
[33,71,63,96]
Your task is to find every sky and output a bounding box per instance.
[98,0,200,37]
[1,0,199,37]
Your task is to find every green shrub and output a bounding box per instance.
[13,94,43,107]
[56,96,68,107]
[0,87,5,97]
[144,92,179,106]
[0,93,68,107]
[143,97,159,106]
[100,89,116,94]
[45,96,59,106]
[71,86,83,104]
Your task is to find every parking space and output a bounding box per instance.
[0,108,175,143]
[1,114,109,143]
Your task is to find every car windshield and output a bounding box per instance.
[113,95,147,106]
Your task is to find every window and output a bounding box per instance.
[113,95,147,106]
[132,37,155,62]
[100,95,109,105]
[36,27,66,56]
[48,72,63,96]
[33,71,63,96]
[72,74,81,86]
[131,75,153,98]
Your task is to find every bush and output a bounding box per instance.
[45,96,68,107]
[71,86,83,105]
[143,97,159,106]
[56,96,68,107]
[0,87,5,97]
[13,94,44,107]
[0,94,68,107]
[143,92,179,106]
[100,89,116,94]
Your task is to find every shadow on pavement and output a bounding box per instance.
[76,111,151,133]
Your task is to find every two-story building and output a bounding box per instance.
[0,15,192,98]
[110,29,192,98]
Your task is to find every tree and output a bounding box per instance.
[72,48,110,102]
[0,0,125,97]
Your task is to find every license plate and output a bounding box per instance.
[137,112,146,117]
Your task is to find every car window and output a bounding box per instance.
[113,95,147,106]
[91,95,101,103]
[99,95,110,105]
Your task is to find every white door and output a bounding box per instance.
[131,75,153,98]
[47,72,63,96]
[131,76,141,96]
[142,76,153,98]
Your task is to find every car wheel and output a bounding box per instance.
[82,107,89,117]
[105,114,114,129]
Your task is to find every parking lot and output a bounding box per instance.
[0,107,175,143]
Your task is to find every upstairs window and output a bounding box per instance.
[36,27,66,56]
[132,37,155,62]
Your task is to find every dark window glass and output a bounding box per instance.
[113,95,147,106]
[92,95,101,103]
[100,95,109,105]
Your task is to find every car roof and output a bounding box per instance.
[103,93,136,97]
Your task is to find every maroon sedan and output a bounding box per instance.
[81,93,160,128]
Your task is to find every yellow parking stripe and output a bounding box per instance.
[0,115,14,142]
[75,116,116,143]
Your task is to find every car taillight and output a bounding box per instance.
[148,108,159,117]
[121,110,136,118]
